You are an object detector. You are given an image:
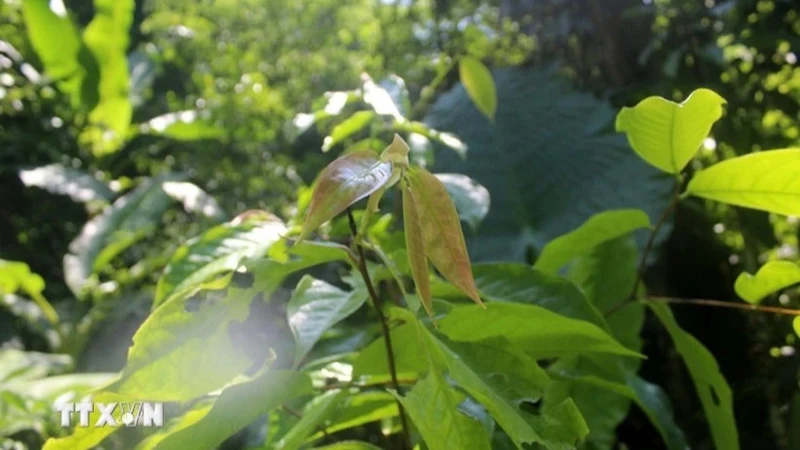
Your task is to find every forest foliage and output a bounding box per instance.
[2,0,800,450]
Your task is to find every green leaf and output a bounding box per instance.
[430,335,588,450]
[405,167,483,307]
[649,303,739,450]
[42,392,131,450]
[427,68,674,262]
[107,286,260,400]
[794,317,800,338]
[136,371,312,450]
[21,0,98,108]
[459,56,497,121]
[687,149,800,216]
[435,173,491,231]
[154,213,286,307]
[313,442,384,450]
[64,174,184,297]
[352,323,429,378]
[534,209,650,274]
[287,275,367,367]
[0,260,58,325]
[439,303,640,359]
[616,88,726,174]
[549,357,688,450]
[300,151,393,240]
[81,0,135,156]
[395,372,492,450]
[403,180,433,318]
[277,390,344,449]
[18,164,115,204]
[140,110,226,141]
[307,392,399,440]
[323,111,376,152]
[734,260,800,304]
[468,263,606,327]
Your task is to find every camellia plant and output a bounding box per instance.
[40,84,800,450]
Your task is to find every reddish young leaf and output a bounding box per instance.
[402,181,433,318]
[300,151,393,240]
[406,167,484,307]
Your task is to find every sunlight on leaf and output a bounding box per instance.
[287,276,367,367]
[299,151,392,241]
[794,317,800,338]
[734,260,800,305]
[534,209,650,274]
[616,88,726,174]
[459,56,497,121]
[19,164,114,204]
[435,173,491,231]
[687,148,800,216]
[322,111,376,152]
[405,167,483,307]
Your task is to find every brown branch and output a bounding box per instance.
[347,208,412,449]
[606,180,681,317]
[644,296,800,316]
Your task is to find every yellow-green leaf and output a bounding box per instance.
[734,261,800,305]
[616,88,726,174]
[649,303,739,450]
[403,182,433,318]
[794,317,800,338]
[534,209,650,274]
[687,149,800,216]
[405,168,483,307]
[300,151,393,240]
[459,56,497,121]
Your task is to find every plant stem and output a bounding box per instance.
[605,181,681,317]
[347,209,413,449]
[644,296,800,316]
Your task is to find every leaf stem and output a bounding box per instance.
[643,296,800,316]
[606,181,681,317]
[347,208,413,449]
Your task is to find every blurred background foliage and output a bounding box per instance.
[1,0,800,449]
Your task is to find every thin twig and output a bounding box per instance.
[605,181,681,317]
[347,209,413,449]
[320,377,418,392]
[644,296,800,316]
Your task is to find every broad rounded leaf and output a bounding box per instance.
[406,168,483,307]
[734,261,800,305]
[616,88,726,174]
[402,182,433,318]
[439,303,640,359]
[649,303,739,450]
[287,276,367,367]
[534,209,650,274]
[135,371,312,450]
[427,68,674,262]
[687,149,800,216]
[64,174,184,297]
[435,173,491,231]
[395,372,492,450]
[459,56,497,121]
[300,151,393,240]
[154,213,285,307]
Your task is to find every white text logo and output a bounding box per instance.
[55,402,164,428]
